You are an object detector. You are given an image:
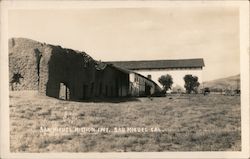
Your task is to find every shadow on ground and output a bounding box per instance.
[59,97,141,103]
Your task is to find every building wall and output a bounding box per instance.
[9,38,46,91]
[132,68,203,92]
[93,65,129,98]
[9,38,131,100]
[9,38,163,100]
[129,73,161,96]
[45,47,130,100]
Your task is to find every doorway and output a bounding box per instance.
[59,82,70,100]
[145,83,151,96]
[83,84,88,99]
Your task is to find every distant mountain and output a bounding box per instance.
[203,74,240,91]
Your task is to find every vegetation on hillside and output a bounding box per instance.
[203,74,240,92]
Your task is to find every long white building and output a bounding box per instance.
[107,58,205,93]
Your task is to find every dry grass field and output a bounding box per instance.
[10,91,241,152]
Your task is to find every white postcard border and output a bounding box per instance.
[0,1,249,159]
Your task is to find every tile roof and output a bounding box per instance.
[107,64,160,88]
[106,58,205,70]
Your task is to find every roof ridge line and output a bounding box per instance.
[105,58,204,63]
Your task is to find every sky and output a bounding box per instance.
[8,7,240,81]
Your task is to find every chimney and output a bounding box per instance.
[147,75,152,79]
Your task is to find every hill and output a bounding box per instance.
[203,74,240,91]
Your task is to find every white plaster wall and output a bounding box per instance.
[129,73,157,96]
[133,68,203,91]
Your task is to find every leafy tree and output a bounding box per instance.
[158,74,173,92]
[183,75,200,94]
[203,87,210,95]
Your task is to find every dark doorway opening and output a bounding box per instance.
[99,83,103,96]
[111,86,113,97]
[90,82,94,95]
[105,85,108,97]
[83,84,88,99]
[145,83,151,96]
[115,78,119,97]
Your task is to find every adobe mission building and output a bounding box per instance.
[9,38,204,100]
[107,59,205,93]
[9,38,161,100]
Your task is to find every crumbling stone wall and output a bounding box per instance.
[9,38,96,99]
[44,45,96,99]
[9,38,45,90]
[9,38,135,100]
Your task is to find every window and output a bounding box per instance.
[135,77,139,82]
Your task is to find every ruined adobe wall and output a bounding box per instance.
[9,38,45,90]
[9,38,96,100]
[9,37,132,100]
[44,46,96,99]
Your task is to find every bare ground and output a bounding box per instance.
[9,91,241,152]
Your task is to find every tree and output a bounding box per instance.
[10,72,24,91]
[203,87,210,96]
[183,75,200,94]
[158,74,173,92]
